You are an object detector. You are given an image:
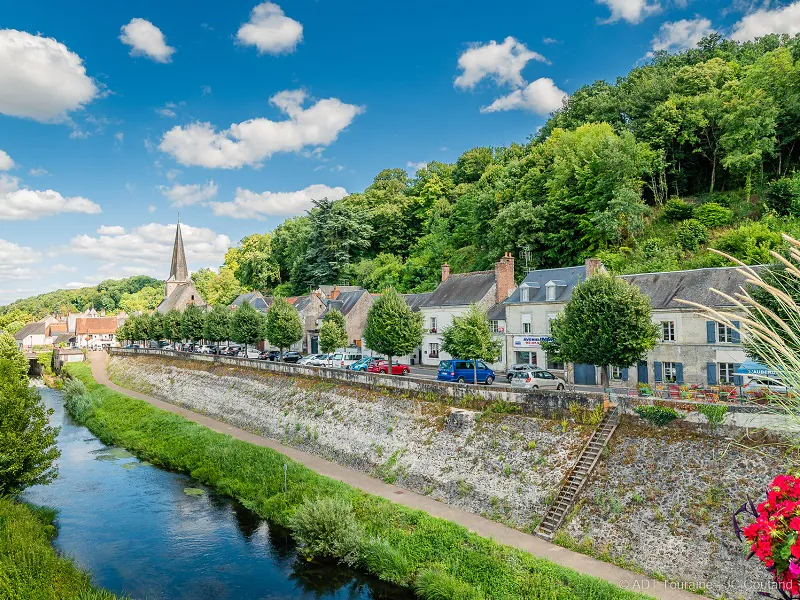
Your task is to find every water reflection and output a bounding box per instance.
[23,387,411,600]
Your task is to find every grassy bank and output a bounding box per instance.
[64,362,647,600]
[0,496,117,599]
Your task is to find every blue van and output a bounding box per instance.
[437,359,495,385]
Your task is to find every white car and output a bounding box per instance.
[505,363,546,382]
[197,345,215,354]
[328,351,364,369]
[509,369,566,390]
[298,354,325,365]
[743,376,788,397]
[237,348,261,359]
[306,354,330,366]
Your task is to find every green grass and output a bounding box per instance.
[65,362,650,600]
[0,496,119,599]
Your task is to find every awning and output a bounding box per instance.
[736,360,780,377]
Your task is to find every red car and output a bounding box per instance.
[367,359,410,376]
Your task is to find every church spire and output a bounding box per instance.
[169,220,189,282]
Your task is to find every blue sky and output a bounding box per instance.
[1,0,798,304]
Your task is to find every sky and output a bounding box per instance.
[2,0,800,305]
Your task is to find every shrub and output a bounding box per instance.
[288,496,363,566]
[634,405,681,426]
[714,222,784,264]
[63,377,87,403]
[693,202,733,228]
[359,537,411,585]
[675,219,709,251]
[698,403,728,428]
[414,568,485,600]
[63,377,95,422]
[766,176,800,216]
[662,198,694,222]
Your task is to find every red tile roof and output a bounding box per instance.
[75,317,118,335]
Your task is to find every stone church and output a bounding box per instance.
[155,222,207,314]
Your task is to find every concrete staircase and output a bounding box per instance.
[535,405,621,540]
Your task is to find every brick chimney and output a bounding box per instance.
[585,258,606,278]
[441,263,450,283]
[331,285,341,300]
[495,252,516,304]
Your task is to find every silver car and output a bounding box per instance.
[510,369,566,390]
[506,363,546,382]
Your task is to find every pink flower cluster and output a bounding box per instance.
[743,474,800,596]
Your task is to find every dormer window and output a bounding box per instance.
[545,282,556,302]
[520,285,529,302]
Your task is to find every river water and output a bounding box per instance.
[22,386,411,600]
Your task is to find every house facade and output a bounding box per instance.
[312,287,373,353]
[14,321,49,350]
[620,267,753,387]
[419,253,516,369]
[74,316,119,350]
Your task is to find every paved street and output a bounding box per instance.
[407,364,605,393]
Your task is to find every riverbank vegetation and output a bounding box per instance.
[64,361,647,600]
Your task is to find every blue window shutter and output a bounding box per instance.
[731,321,741,344]
[675,363,684,384]
[637,361,648,384]
[622,368,629,381]
[706,321,716,343]
[707,362,717,385]
[733,363,743,385]
[654,361,663,382]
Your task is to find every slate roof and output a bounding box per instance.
[75,317,118,335]
[620,266,762,310]
[323,289,368,316]
[318,285,362,298]
[156,283,206,314]
[167,222,189,283]
[423,271,496,308]
[14,321,47,340]
[403,292,433,312]
[487,303,507,321]
[293,295,314,312]
[504,266,586,304]
[230,291,271,311]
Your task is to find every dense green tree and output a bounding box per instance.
[192,266,244,307]
[363,288,423,373]
[265,298,303,361]
[164,310,183,343]
[547,275,659,387]
[319,310,348,354]
[453,147,493,184]
[180,305,206,343]
[225,233,281,293]
[230,302,266,355]
[118,286,162,314]
[204,305,231,351]
[440,305,503,384]
[0,331,60,494]
[147,311,166,342]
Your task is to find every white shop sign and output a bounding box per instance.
[513,335,552,348]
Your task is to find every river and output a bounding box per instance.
[22,386,411,600]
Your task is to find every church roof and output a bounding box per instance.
[156,282,206,314]
[169,222,189,283]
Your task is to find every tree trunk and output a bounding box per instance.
[279,347,283,362]
[600,365,609,389]
[388,355,393,374]
[473,360,478,385]
[709,150,717,193]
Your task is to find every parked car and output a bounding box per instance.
[123,344,140,349]
[437,360,495,385]
[348,356,373,371]
[260,350,281,361]
[298,354,325,365]
[237,348,261,359]
[282,351,303,363]
[328,350,364,369]
[506,363,546,382]
[509,369,565,390]
[197,345,216,354]
[162,344,175,351]
[221,345,240,356]
[743,375,788,397]
[367,359,410,376]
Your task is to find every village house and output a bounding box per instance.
[74,315,119,350]
[14,320,51,350]
[419,253,516,369]
[620,266,754,387]
[402,292,433,365]
[155,221,207,314]
[313,286,373,353]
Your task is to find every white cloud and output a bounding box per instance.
[0,174,101,220]
[407,161,427,172]
[0,29,99,122]
[29,167,49,176]
[148,205,156,213]
[731,2,800,41]
[210,183,347,219]
[96,225,125,235]
[237,2,303,55]
[125,182,136,193]
[119,18,175,63]
[542,37,560,44]
[50,264,77,273]
[0,239,39,281]
[481,77,568,115]
[596,0,660,24]
[651,18,714,53]
[201,85,212,96]
[156,107,176,118]
[114,131,124,148]
[0,150,13,171]
[455,37,548,89]
[68,222,231,271]
[159,89,364,169]
[159,180,219,207]
[166,168,181,181]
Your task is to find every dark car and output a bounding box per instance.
[221,346,240,356]
[123,344,140,349]
[282,351,303,363]
[260,350,281,361]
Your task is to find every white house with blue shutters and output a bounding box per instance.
[620,267,755,387]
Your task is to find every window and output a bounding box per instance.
[515,351,536,365]
[611,366,623,380]
[661,321,675,342]
[663,361,678,383]
[547,314,557,333]
[523,322,531,334]
[545,286,556,302]
[719,362,736,384]
[546,354,564,370]
[429,343,439,358]
[430,317,437,333]
[489,320,500,333]
[520,286,530,302]
[717,323,733,343]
